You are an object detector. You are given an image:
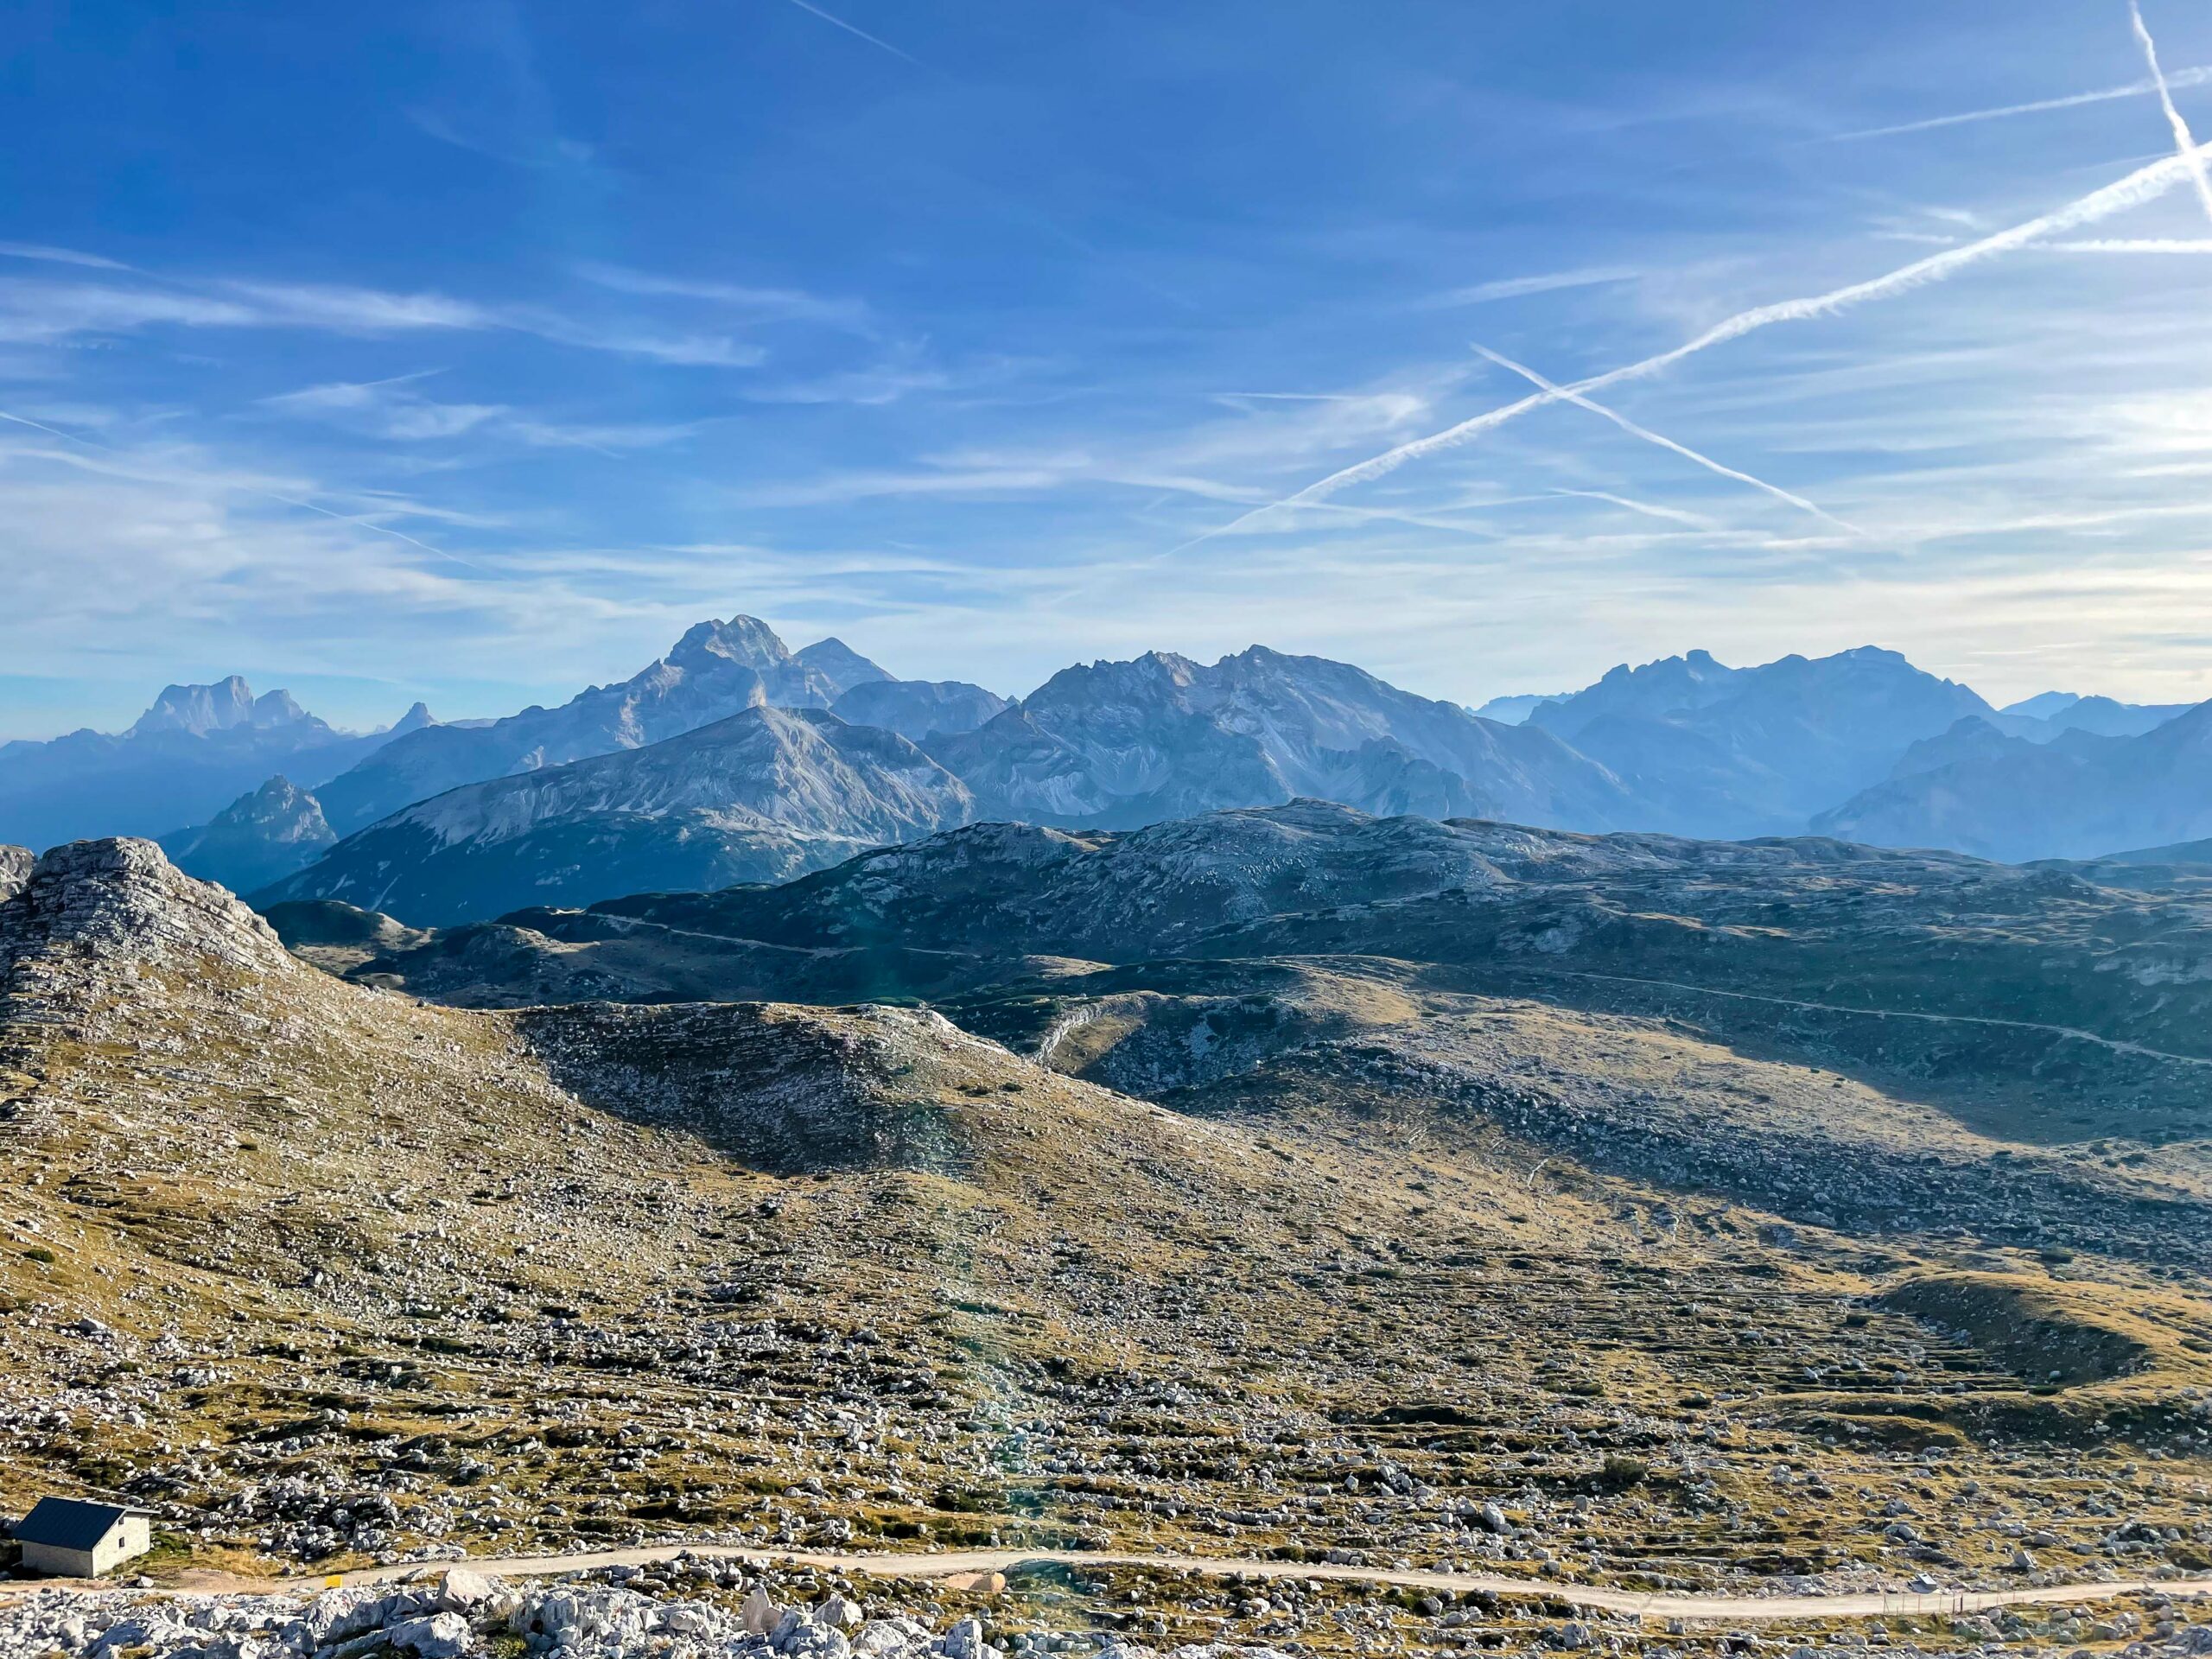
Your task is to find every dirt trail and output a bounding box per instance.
[243,1545,2212,1624]
[1504,966,2212,1068]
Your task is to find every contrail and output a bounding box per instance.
[0,409,495,575]
[1471,346,1865,537]
[779,0,931,71]
[2130,0,2212,225]
[1550,489,1721,531]
[1173,137,2212,551]
[1829,65,2212,142]
[2041,236,2212,250]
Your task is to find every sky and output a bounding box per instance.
[6,0,2212,737]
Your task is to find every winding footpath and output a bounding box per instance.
[1497,966,2212,1070]
[252,1544,2212,1624]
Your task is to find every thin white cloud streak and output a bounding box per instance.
[0,269,766,366]
[2130,0,2212,226]
[779,0,932,71]
[1549,489,1722,531]
[1421,267,1641,308]
[1828,64,2212,142]
[1471,345,1866,537]
[2039,237,2212,250]
[1180,137,2212,550]
[232,282,767,365]
[405,108,598,173]
[0,242,131,271]
[728,467,1071,507]
[0,281,258,342]
[226,282,492,331]
[261,374,701,452]
[575,262,873,331]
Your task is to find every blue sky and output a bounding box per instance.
[7,0,2212,736]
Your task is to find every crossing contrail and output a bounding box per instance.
[1471,346,1864,537]
[2130,0,2212,225]
[1170,134,2212,552]
[1828,65,2212,143]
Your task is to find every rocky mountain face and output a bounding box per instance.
[931,646,1637,832]
[1527,646,1993,836]
[830,676,1010,742]
[0,836,296,989]
[158,772,338,893]
[257,706,976,923]
[1816,701,2212,861]
[0,842,29,903]
[313,617,871,835]
[0,682,429,850]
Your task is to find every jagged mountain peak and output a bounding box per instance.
[158,772,340,898]
[666,614,793,671]
[0,836,296,982]
[261,703,977,923]
[215,772,331,831]
[125,677,324,739]
[129,675,255,737]
[387,701,438,735]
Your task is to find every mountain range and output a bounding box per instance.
[314,617,898,835]
[10,620,2209,924]
[933,645,1636,830]
[254,704,977,924]
[1520,645,1993,836]
[0,675,434,849]
[1815,701,2212,861]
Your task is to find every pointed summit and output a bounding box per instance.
[249,688,310,728]
[387,702,439,736]
[794,637,893,697]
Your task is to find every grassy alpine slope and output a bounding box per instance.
[3,835,2210,1601]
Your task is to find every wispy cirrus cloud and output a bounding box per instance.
[0,280,258,343]
[0,242,134,272]
[0,263,772,366]
[575,262,874,333]
[0,407,493,574]
[406,107,600,173]
[259,372,702,453]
